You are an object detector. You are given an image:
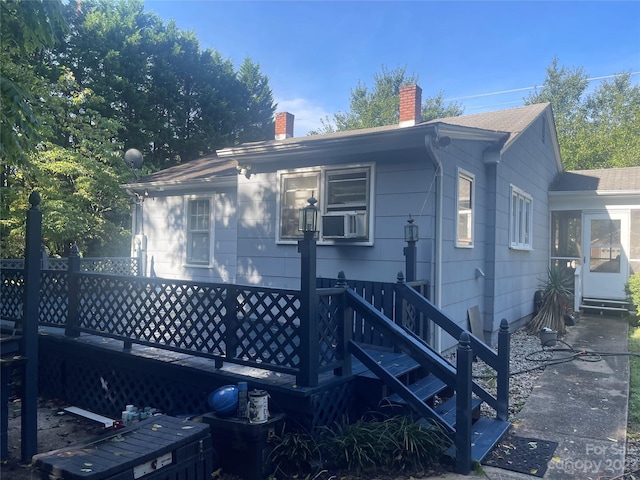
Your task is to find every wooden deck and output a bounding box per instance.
[36,326,423,432]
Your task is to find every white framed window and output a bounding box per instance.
[510,185,533,250]
[186,197,212,265]
[456,169,474,248]
[277,164,373,244]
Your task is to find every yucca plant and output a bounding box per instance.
[527,265,573,336]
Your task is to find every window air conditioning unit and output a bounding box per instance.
[322,211,366,239]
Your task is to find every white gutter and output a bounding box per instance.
[424,129,444,353]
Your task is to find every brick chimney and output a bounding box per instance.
[275,112,294,140]
[399,85,422,127]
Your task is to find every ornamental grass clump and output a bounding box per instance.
[319,416,451,474]
[527,265,573,336]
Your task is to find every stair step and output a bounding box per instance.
[355,349,421,379]
[385,374,447,404]
[446,417,511,463]
[581,304,628,312]
[434,396,483,429]
[582,297,629,305]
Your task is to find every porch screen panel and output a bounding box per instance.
[551,211,581,258]
[589,218,621,273]
[631,210,640,274]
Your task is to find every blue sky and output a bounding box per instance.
[145,1,640,135]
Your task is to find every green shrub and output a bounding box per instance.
[627,273,640,312]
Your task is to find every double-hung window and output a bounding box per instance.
[279,172,320,240]
[510,186,533,249]
[277,165,372,244]
[456,169,474,248]
[186,198,211,265]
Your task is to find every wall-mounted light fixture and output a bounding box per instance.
[236,164,252,179]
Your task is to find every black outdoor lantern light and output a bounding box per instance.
[404,214,419,243]
[404,215,418,282]
[298,196,319,234]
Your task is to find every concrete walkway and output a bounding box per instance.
[436,314,630,479]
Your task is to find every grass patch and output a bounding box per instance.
[629,317,640,437]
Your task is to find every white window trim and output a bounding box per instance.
[184,195,214,267]
[455,168,475,248]
[510,185,533,250]
[276,163,375,246]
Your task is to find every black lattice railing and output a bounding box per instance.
[317,288,343,371]
[77,275,228,357]
[231,286,301,371]
[40,271,69,326]
[70,275,306,376]
[1,268,24,323]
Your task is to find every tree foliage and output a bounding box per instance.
[59,0,275,170]
[1,0,276,258]
[309,66,463,134]
[525,58,640,170]
[0,0,67,163]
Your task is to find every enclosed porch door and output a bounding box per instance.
[583,212,629,300]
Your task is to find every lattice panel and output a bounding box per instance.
[39,271,68,326]
[0,269,23,321]
[310,382,357,429]
[0,260,24,269]
[63,357,208,417]
[317,292,341,367]
[46,258,68,271]
[39,348,66,399]
[77,276,227,356]
[80,258,139,276]
[233,288,301,368]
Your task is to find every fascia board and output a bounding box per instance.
[121,176,237,193]
[217,124,508,164]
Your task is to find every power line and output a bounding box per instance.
[444,71,640,103]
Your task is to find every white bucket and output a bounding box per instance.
[248,390,269,424]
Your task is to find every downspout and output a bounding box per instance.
[424,127,446,352]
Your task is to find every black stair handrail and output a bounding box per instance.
[394,282,510,419]
[348,341,455,434]
[345,288,486,472]
[345,288,457,386]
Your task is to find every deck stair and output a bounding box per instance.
[346,287,511,471]
[581,297,630,316]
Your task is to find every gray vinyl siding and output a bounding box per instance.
[141,188,238,284]
[437,140,491,351]
[489,116,558,339]
[235,155,436,288]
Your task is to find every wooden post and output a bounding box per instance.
[221,285,239,369]
[496,318,510,421]
[333,272,351,377]
[455,332,473,474]
[297,230,318,387]
[21,191,42,462]
[65,244,81,338]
